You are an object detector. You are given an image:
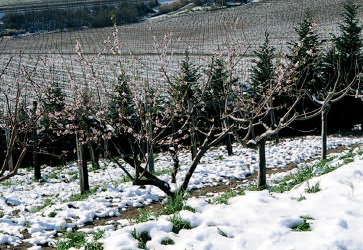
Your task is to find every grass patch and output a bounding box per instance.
[45,172,58,179]
[0,181,12,187]
[84,229,104,250]
[305,181,320,193]
[135,208,153,224]
[168,214,191,234]
[31,198,54,213]
[158,192,184,215]
[68,186,99,202]
[57,231,86,250]
[56,229,104,250]
[161,238,175,245]
[297,195,306,201]
[292,216,313,232]
[121,175,132,183]
[131,229,151,249]
[270,166,315,193]
[153,167,173,176]
[213,188,246,204]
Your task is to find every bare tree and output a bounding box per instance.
[0,58,31,182]
[230,56,325,188]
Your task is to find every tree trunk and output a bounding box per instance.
[4,128,13,171]
[88,141,99,170]
[270,108,279,143]
[171,148,179,184]
[225,118,233,156]
[32,100,41,180]
[171,121,179,184]
[147,141,154,173]
[257,138,267,188]
[104,139,109,159]
[189,100,197,160]
[321,105,330,160]
[76,134,89,194]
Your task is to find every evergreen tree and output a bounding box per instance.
[332,0,362,87]
[205,58,228,119]
[251,32,276,95]
[170,50,201,160]
[250,32,279,142]
[171,50,200,111]
[320,0,363,133]
[205,57,236,155]
[108,69,136,128]
[39,82,67,166]
[288,11,324,92]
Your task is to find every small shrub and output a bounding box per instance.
[131,229,151,249]
[168,214,191,234]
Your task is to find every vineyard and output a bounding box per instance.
[1,0,362,103]
[0,0,362,248]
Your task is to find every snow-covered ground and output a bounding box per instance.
[0,135,362,248]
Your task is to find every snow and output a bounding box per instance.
[0,135,362,248]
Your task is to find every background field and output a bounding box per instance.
[0,0,362,105]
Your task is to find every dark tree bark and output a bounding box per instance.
[321,104,330,160]
[76,134,89,194]
[257,138,267,188]
[32,100,41,180]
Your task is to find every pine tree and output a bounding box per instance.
[250,32,279,142]
[205,58,228,119]
[205,57,236,155]
[334,0,363,86]
[108,69,136,128]
[250,32,276,95]
[39,82,67,166]
[288,11,324,92]
[170,50,201,160]
[320,0,363,133]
